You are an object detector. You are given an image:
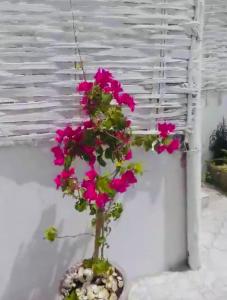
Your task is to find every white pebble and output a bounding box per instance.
[84,268,94,282]
[78,267,85,283]
[109,293,118,300]
[98,287,109,299]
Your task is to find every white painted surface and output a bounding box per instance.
[129,186,227,300]
[0,145,186,300]
[186,0,204,270]
[201,91,227,175]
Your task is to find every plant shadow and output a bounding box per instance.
[1,205,92,300]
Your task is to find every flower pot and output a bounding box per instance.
[207,162,227,192]
[59,261,125,300]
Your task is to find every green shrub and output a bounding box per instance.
[209,118,227,160]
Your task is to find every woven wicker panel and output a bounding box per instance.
[203,0,227,90]
[0,0,199,144]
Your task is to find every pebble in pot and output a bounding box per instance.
[78,267,94,283]
[109,293,118,300]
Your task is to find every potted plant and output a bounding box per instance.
[44,68,180,300]
[206,119,227,191]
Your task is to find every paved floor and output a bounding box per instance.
[129,186,227,300]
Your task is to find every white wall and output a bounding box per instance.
[0,145,187,300]
[201,91,227,175]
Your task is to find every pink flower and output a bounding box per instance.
[96,193,110,208]
[55,126,74,144]
[115,132,130,144]
[72,126,83,141]
[125,119,131,128]
[167,139,180,154]
[158,123,168,138]
[55,129,65,143]
[61,168,75,179]
[83,146,95,155]
[83,146,96,164]
[110,170,137,193]
[156,145,166,154]
[167,123,176,132]
[109,79,123,98]
[54,168,75,189]
[94,68,113,88]
[83,120,94,129]
[117,93,135,112]
[82,180,97,201]
[122,170,137,185]
[110,178,127,193]
[86,168,98,180]
[54,175,62,189]
[80,96,89,106]
[51,146,64,166]
[77,81,93,93]
[124,149,132,160]
[158,122,176,138]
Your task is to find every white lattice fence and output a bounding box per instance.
[0,0,201,144]
[203,0,227,91]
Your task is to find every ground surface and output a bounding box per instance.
[129,185,227,300]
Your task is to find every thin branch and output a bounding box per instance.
[44,233,94,240]
[69,0,86,81]
[57,233,94,239]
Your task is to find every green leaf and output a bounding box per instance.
[83,258,111,276]
[97,155,107,167]
[65,290,79,300]
[84,130,96,146]
[107,106,126,130]
[97,236,106,246]
[64,156,73,169]
[102,93,112,105]
[96,176,116,198]
[89,204,97,215]
[143,135,156,151]
[91,218,96,227]
[75,198,88,212]
[44,226,58,242]
[92,259,111,276]
[163,137,171,146]
[105,148,113,160]
[96,146,104,156]
[133,162,143,175]
[132,135,144,147]
[83,258,93,269]
[111,203,123,220]
[102,118,112,130]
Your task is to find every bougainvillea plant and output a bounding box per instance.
[45,68,179,299]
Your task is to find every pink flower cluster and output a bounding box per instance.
[158,122,176,138]
[81,168,111,208]
[51,69,180,211]
[156,139,180,154]
[54,168,75,189]
[77,68,136,112]
[51,121,96,167]
[110,170,137,193]
[156,122,180,154]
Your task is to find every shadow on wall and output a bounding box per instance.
[0,145,93,300]
[1,205,91,300]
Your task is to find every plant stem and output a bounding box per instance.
[93,208,105,259]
